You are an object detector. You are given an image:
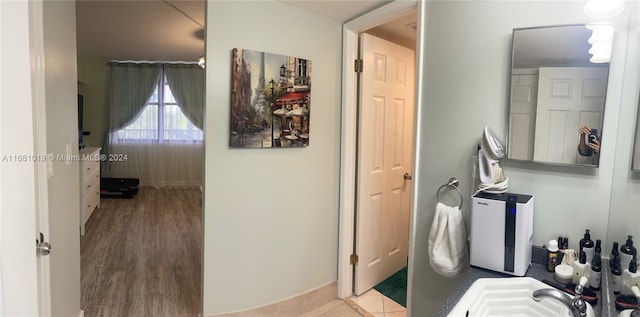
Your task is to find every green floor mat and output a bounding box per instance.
[373,266,407,307]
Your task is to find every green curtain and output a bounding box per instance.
[103,63,161,172]
[106,63,162,131]
[164,64,205,129]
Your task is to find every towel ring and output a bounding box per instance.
[436,178,463,208]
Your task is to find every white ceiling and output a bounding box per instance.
[512,25,595,68]
[76,0,206,62]
[366,9,417,49]
[280,0,391,23]
[75,0,399,62]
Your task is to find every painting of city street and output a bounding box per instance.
[229,48,311,148]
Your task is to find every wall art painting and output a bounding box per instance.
[230,48,311,148]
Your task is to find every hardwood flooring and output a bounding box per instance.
[81,187,202,317]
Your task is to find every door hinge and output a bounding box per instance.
[354,59,363,73]
[350,253,359,265]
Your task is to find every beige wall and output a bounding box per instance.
[203,0,342,314]
[410,1,638,315]
[77,59,108,148]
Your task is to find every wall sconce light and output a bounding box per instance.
[583,0,623,65]
[198,55,205,69]
[585,22,614,63]
[584,0,625,18]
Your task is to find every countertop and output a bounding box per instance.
[434,263,602,317]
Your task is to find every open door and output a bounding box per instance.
[2,1,79,316]
[354,33,415,295]
[1,1,45,315]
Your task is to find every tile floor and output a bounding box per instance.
[350,289,407,317]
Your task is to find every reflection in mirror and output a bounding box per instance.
[507,24,611,167]
[633,96,640,170]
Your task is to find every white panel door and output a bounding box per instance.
[355,33,414,295]
[533,67,607,164]
[508,73,538,160]
[1,1,42,315]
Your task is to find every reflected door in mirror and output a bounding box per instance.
[533,67,607,165]
[507,24,611,167]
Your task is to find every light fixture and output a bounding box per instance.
[198,55,205,69]
[586,23,614,44]
[589,54,611,64]
[585,23,613,64]
[584,0,625,18]
[585,23,614,63]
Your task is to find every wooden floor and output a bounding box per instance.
[81,187,202,317]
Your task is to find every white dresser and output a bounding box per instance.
[79,147,101,236]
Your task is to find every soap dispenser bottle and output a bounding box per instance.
[572,250,591,285]
[621,235,637,272]
[612,254,622,294]
[547,239,559,272]
[589,239,602,291]
[611,242,620,267]
[621,256,640,295]
[580,229,595,264]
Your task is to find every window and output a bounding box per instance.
[116,73,203,142]
[295,58,309,86]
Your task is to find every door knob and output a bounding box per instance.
[36,232,51,256]
[404,173,412,180]
[37,241,52,256]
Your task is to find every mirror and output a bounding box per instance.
[507,24,612,167]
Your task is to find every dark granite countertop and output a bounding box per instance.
[434,263,602,317]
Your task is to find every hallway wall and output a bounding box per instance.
[203,1,343,314]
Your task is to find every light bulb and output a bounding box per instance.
[589,55,611,63]
[588,44,612,55]
[587,23,614,44]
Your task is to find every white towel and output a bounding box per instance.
[428,202,469,278]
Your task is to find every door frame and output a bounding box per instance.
[337,0,422,306]
[29,0,53,315]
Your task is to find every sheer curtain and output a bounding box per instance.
[104,63,204,188]
[165,64,205,129]
[103,62,161,172]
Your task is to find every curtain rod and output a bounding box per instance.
[107,60,200,66]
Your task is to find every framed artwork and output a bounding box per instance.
[229,48,311,148]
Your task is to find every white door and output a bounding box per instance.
[1,1,44,315]
[355,33,415,295]
[533,67,608,164]
[508,71,538,161]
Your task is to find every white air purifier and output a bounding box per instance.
[470,192,534,276]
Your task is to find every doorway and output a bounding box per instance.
[338,1,420,315]
[75,1,206,315]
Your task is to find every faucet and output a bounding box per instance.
[532,276,588,317]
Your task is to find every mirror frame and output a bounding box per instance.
[506,24,612,168]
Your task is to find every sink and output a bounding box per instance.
[447,277,589,317]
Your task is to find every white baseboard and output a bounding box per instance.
[204,281,337,317]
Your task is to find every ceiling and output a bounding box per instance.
[76,0,206,62]
[512,25,596,68]
[366,9,417,49]
[76,0,410,62]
